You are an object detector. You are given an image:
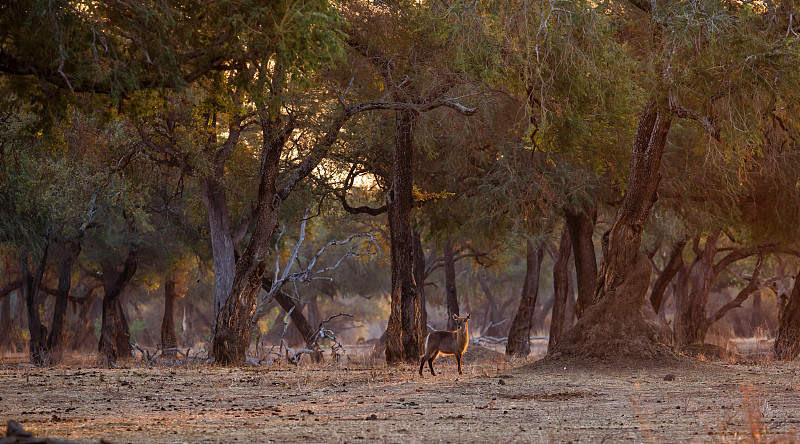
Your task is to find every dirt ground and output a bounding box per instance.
[2,344,800,443]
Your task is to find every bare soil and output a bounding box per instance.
[1,345,800,443]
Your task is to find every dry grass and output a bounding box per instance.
[2,346,800,443]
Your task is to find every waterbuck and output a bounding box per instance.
[418,313,470,377]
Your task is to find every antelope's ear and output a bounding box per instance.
[466,313,471,320]
[451,313,458,320]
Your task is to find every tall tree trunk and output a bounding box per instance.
[649,239,686,312]
[98,250,138,365]
[20,246,49,365]
[199,177,236,324]
[550,101,674,361]
[71,288,98,351]
[385,108,423,365]
[161,275,178,356]
[0,292,12,352]
[548,224,572,352]
[676,232,720,347]
[564,206,597,318]
[46,241,81,364]
[506,240,545,357]
[775,274,800,360]
[412,229,428,334]
[0,280,22,351]
[211,89,288,366]
[443,238,460,330]
[750,291,763,335]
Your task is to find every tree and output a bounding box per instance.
[550,0,800,362]
[506,240,546,357]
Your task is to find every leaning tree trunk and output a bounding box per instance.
[211,142,283,365]
[199,177,236,324]
[46,241,81,365]
[98,250,138,365]
[549,101,675,362]
[506,240,545,357]
[20,246,50,366]
[548,223,572,352]
[443,238,460,330]
[775,274,800,359]
[161,275,178,356]
[649,239,686,312]
[564,206,597,318]
[386,108,423,365]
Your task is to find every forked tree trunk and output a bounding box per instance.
[200,177,236,324]
[775,274,800,360]
[443,238,460,330]
[46,241,81,365]
[506,240,545,357]
[564,206,597,318]
[386,108,423,364]
[549,101,675,361]
[20,246,49,366]
[98,251,137,365]
[548,224,572,351]
[161,276,178,356]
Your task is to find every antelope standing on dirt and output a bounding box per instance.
[419,313,470,377]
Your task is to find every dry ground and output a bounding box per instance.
[1,344,800,443]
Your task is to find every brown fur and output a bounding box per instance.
[419,314,470,377]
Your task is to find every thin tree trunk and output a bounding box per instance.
[98,250,138,365]
[775,274,800,360]
[443,238,460,330]
[20,246,49,365]
[506,240,545,357]
[199,177,236,324]
[548,224,572,352]
[550,101,674,361]
[161,276,178,356]
[649,239,686,312]
[46,241,81,364]
[386,108,422,365]
[412,229,428,334]
[564,206,597,318]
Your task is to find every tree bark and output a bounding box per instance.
[443,238,460,330]
[199,177,236,324]
[161,276,178,356]
[506,240,545,357]
[550,101,675,361]
[386,108,423,365]
[20,246,50,366]
[98,250,138,365]
[649,239,686,312]
[775,273,800,360]
[548,224,572,352]
[46,241,81,365]
[564,206,597,318]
